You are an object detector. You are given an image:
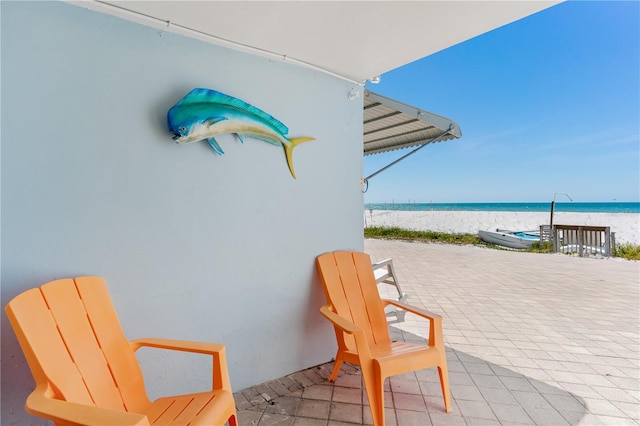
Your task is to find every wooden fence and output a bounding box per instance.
[551,225,613,257]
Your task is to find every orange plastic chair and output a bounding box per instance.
[316,251,451,425]
[5,276,237,426]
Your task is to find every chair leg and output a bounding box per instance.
[362,362,385,426]
[437,362,452,413]
[328,351,344,382]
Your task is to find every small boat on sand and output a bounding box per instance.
[478,229,540,249]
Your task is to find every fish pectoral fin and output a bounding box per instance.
[204,117,228,128]
[207,137,225,155]
[235,133,245,144]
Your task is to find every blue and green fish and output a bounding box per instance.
[167,88,315,178]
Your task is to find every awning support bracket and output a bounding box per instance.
[362,126,453,193]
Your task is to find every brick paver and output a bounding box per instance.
[236,239,639,425]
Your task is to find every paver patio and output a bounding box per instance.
[235,239,640,425]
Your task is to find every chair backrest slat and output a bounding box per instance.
[352,252,391,339]
[75,277,150,412]
[40,279,126,411]
[318,252,391,348]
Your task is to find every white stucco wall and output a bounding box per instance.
[0,2,363,424]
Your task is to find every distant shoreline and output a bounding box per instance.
[364,202,640,214]
[364,210,640,245]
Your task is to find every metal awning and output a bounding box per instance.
[363,90,461,155]
[362,91,462,190]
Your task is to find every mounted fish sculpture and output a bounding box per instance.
[167,88,315,179]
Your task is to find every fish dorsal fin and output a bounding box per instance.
[177,88,289,135]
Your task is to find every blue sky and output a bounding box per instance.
[363,1,639,204]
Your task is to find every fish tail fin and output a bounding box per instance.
[284,137,315,179]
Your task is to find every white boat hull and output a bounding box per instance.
[479,230,539,249]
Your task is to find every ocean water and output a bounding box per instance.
[364,202,640,214]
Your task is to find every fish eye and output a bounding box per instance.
[181,126,186,132]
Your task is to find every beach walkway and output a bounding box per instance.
[235,239,640,425]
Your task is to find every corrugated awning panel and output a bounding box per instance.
[363,90,461,155]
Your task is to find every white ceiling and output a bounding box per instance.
[73,1,560,84]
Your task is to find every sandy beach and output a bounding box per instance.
[364,210,640,245]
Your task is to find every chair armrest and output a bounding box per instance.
[372,259,407,301]
[371,258,393,271]
[382,300,445,347]
[26,386,149,426]
[382,300,442,320]
[130,338,225,354]
[372,259,394,283]
[130,338,231,391]
[320,305,372,359]
[320,305,361,334]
